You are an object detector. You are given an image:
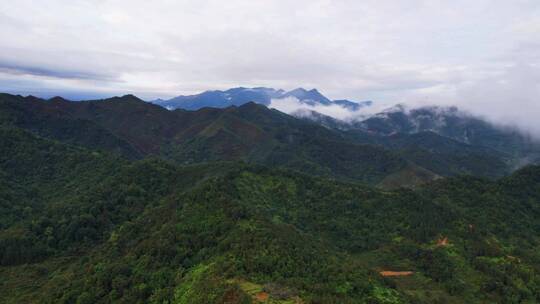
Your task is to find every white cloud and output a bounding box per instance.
[456,63,540,137]
[269,97,356,121]
[269,97,384,122]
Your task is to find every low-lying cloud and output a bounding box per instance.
[456,63,540,138]
[397,62,540,138]
[270,62,540,139]
[269,97,384,122]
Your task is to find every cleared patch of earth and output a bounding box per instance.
[380,271,414,277]
[255,291,269,302]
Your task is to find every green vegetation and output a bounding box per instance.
[2,94,540,303]
[2,93,508,186]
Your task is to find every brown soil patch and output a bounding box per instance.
[379,271,414,277]
[255,292,269,302]
[437,236,449,246]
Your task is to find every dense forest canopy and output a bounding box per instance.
[1,93,540,303]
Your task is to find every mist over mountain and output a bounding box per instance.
[148,85,540,173]
[151,86,540,144]
[151,87,370,113]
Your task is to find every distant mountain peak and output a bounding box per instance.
[284,88,331,105]
[288,87,308,93]
[150,86,374,113]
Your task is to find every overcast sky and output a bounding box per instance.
[1,0,539,130]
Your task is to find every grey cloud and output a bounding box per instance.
[0,61,113,81]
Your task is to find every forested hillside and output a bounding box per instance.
[1,93,524,187]
[1,118,540,303]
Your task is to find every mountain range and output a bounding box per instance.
[2,90,540,303]
[151,87,372,111]
[4,91,538,186]
[153,87,540,175]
